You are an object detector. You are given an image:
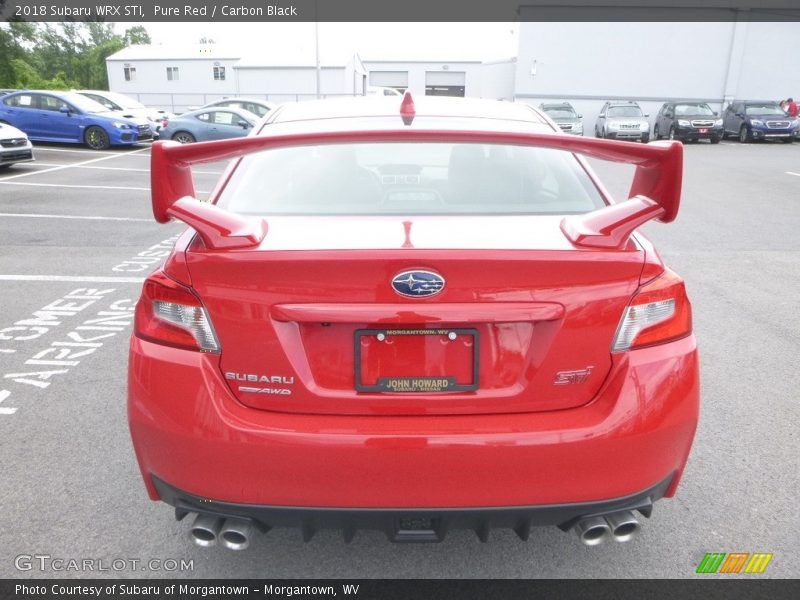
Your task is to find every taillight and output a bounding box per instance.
[134,271,220,352]
[612,269,692,352]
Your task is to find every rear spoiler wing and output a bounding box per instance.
[151,130,682,250]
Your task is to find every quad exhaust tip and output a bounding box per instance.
[219,518,254,551]
[189,514,224,548]
[574,511,640,546]
[605,511,641,542]
[574,515,611,546]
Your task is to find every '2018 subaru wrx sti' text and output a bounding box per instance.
[128,93,699,550]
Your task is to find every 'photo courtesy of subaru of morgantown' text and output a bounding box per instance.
[0,1,798,591]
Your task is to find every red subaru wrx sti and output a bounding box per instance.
[128,94,699,550]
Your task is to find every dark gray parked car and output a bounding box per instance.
[160,107,259,144]
[653,102,723,143]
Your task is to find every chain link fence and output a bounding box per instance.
[126,92,360,113]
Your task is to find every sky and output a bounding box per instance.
[129,22,519,63]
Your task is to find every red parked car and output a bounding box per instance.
[128,94,699,550]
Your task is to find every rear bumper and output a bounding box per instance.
[154,473,673,542]
[128,334,699,511]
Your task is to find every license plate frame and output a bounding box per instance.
[354,327,479,393]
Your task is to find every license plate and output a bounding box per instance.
[699,128,708,133]
[355,328,479,393]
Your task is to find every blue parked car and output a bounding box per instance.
[721,100,799,143]
[0,90,152,150]
[159,107,258,144]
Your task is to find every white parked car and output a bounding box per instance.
[366,86,403,97]
[76,90,174,137]
[0,121,34,169]
[196,98,276,118]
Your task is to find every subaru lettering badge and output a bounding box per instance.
[391,270,445,298]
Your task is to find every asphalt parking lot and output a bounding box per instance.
[0,139,798,579]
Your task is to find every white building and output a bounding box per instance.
[513,19,800,131]
[106,44,241,113]
[106,20,799,121]
[105,46,511,111]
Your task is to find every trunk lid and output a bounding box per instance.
[186,215,645,416]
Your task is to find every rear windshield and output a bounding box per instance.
[216,142,606,216]
[674,103,714,116]
[607,106,643,118]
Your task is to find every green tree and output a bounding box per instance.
[124,26,151,45]
[8,58,46,89]
[0,22,37,86]
[0,22,151,90]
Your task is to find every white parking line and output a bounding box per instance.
[15,163,223,175]
[0,275,145,283]
[0,390,16,415]
[0,182,150,191]
[31,146,151,156]
[0,213,150,222]
[0,181,210,193]
[1,146,150,181]
[787,171,800,177]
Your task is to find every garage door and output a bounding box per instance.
[425,71,466,97]
[369,71,408,91]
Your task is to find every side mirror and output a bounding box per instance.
[644,113,649,118]
[577,114,583,118]
[735,113,744,118]
[713,112,718,117]
[59,106,71,114]
[238,120,250,129]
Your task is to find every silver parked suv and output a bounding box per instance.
[595,101,650,142]
[539,102,584,135]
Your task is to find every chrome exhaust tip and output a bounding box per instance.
[574,515,611,546]
[219,518,254,551]
[605,511,640,542]
[190,514,223,548]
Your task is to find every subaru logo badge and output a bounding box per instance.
[391,270,445,298]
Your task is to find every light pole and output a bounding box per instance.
[314,2,321,99]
